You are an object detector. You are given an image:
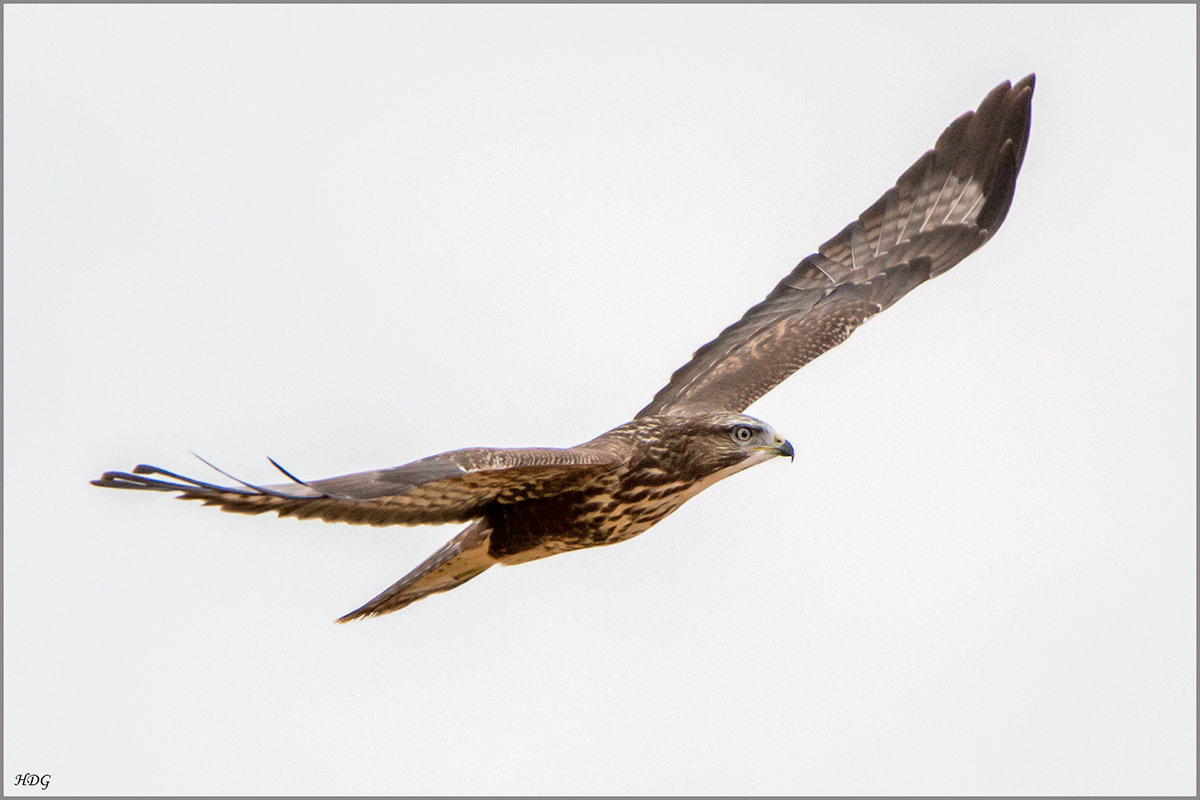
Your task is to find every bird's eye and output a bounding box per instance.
[732,426,755,443]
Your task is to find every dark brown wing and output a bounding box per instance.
[637,75,1034,418]
[92,446,623,527]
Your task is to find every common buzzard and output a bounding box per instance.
[93,76,1035,621]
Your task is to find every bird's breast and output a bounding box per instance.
[486,474,699,565]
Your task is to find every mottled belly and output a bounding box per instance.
[486,482,695,565]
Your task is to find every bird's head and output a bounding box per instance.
[625,411,793,482]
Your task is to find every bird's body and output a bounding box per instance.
[93,76,1035,621]
[486,414,789,563]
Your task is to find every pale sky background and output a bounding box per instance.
[4,5,1195,796]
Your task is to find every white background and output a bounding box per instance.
[5,5,1194,795]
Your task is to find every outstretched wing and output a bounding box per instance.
[637,75,1034,418]
[92,446,622,527]
[336,518,497,623]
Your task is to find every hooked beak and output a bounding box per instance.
[774,437,794,462]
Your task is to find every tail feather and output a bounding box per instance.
[336,519,497,622]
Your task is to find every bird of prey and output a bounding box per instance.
[93,76,1035,622]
